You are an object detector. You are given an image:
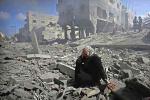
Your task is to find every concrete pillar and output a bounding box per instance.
[64,26,68,40]
[70,26,76,40]
[31,31,41,54]
[79,28,86,39]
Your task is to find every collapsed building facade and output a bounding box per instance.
[143,14,150,29]
[16,11,64,43]
[57,0,134,40]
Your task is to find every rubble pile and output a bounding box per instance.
[0,41,150,100]
[143,31,150,43]
[72,30,150,46]
[143,16,150,29]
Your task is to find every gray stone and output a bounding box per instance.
[40,72,59,83]
[137,56,150,64]
[27,54,51,59]
[57,63,75,78]
[54,78,67,86]
[120,69,133,79]
[13,88,32,98]
[125,78,150,97]
[142,57,150,64]
[118,62,140,76]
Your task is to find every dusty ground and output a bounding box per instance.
[0,30,150,100]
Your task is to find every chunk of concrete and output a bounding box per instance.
[118,62,140,76]
[27,54,51,59]
[125,78,150,97]
[137,57,150,64]
[13,88,32,98]
[57,63,75,78]
[120,69,133,79]
[142,57,150,64]
[40,72,59,83]
[54,78,67,86]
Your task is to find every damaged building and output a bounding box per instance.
[57,0,134,40]
[16,11,64,43]
[143,14,150,29]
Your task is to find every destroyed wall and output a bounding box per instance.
[27,11,58,32]
[17,24,31,42]
[121,6,128,30]
[127,10,134,29]
[57,0,75,26]
[17,11,63,42]
[57,0,127,35]
[143,16,150,29]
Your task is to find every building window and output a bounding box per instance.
[109,12,114,21]
[33,20,37,23]
[97,7,107,19]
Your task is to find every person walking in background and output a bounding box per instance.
[138,16,143,32]
[133,16,138,32]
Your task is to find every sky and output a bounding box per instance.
[0,0,150,36]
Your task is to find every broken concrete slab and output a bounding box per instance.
[139,57,150,64]
[0,84,19,96]
[26,54,51,59]
[120,69,133,79]
[57,63,75,78]
[48,62,57,70]
[40,72,59,83]
[13,88,33,98]
[81,87,100,98]
[125,78,150,97]
[54,78,67,86]
[118,62,141,76]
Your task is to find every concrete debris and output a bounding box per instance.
[1,31,150,100]
[81,87,100,98]
[40,72,59,80]
[13,88,32,98]
[57,63,75,78]
[137,56,150,64]
[120,69,133,79]
[125,78,150,97]
[27,54,51,59]
[4,57,14,60]
[54,78,67,86]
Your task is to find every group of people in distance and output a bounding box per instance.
[133,16,143,32]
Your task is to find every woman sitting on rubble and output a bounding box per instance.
[75,46,109,88]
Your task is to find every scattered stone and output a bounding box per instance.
[57,63,75,78]
[125,78,150,97]
[40,72,59,83]
[0,84,19,96]
[4,57,13,60]
[141,57,150,64]
[54,78,67,86]
[13,88,32,98]
[137,56,150,64]
[27,54,51,59]
[120,69,133,79]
